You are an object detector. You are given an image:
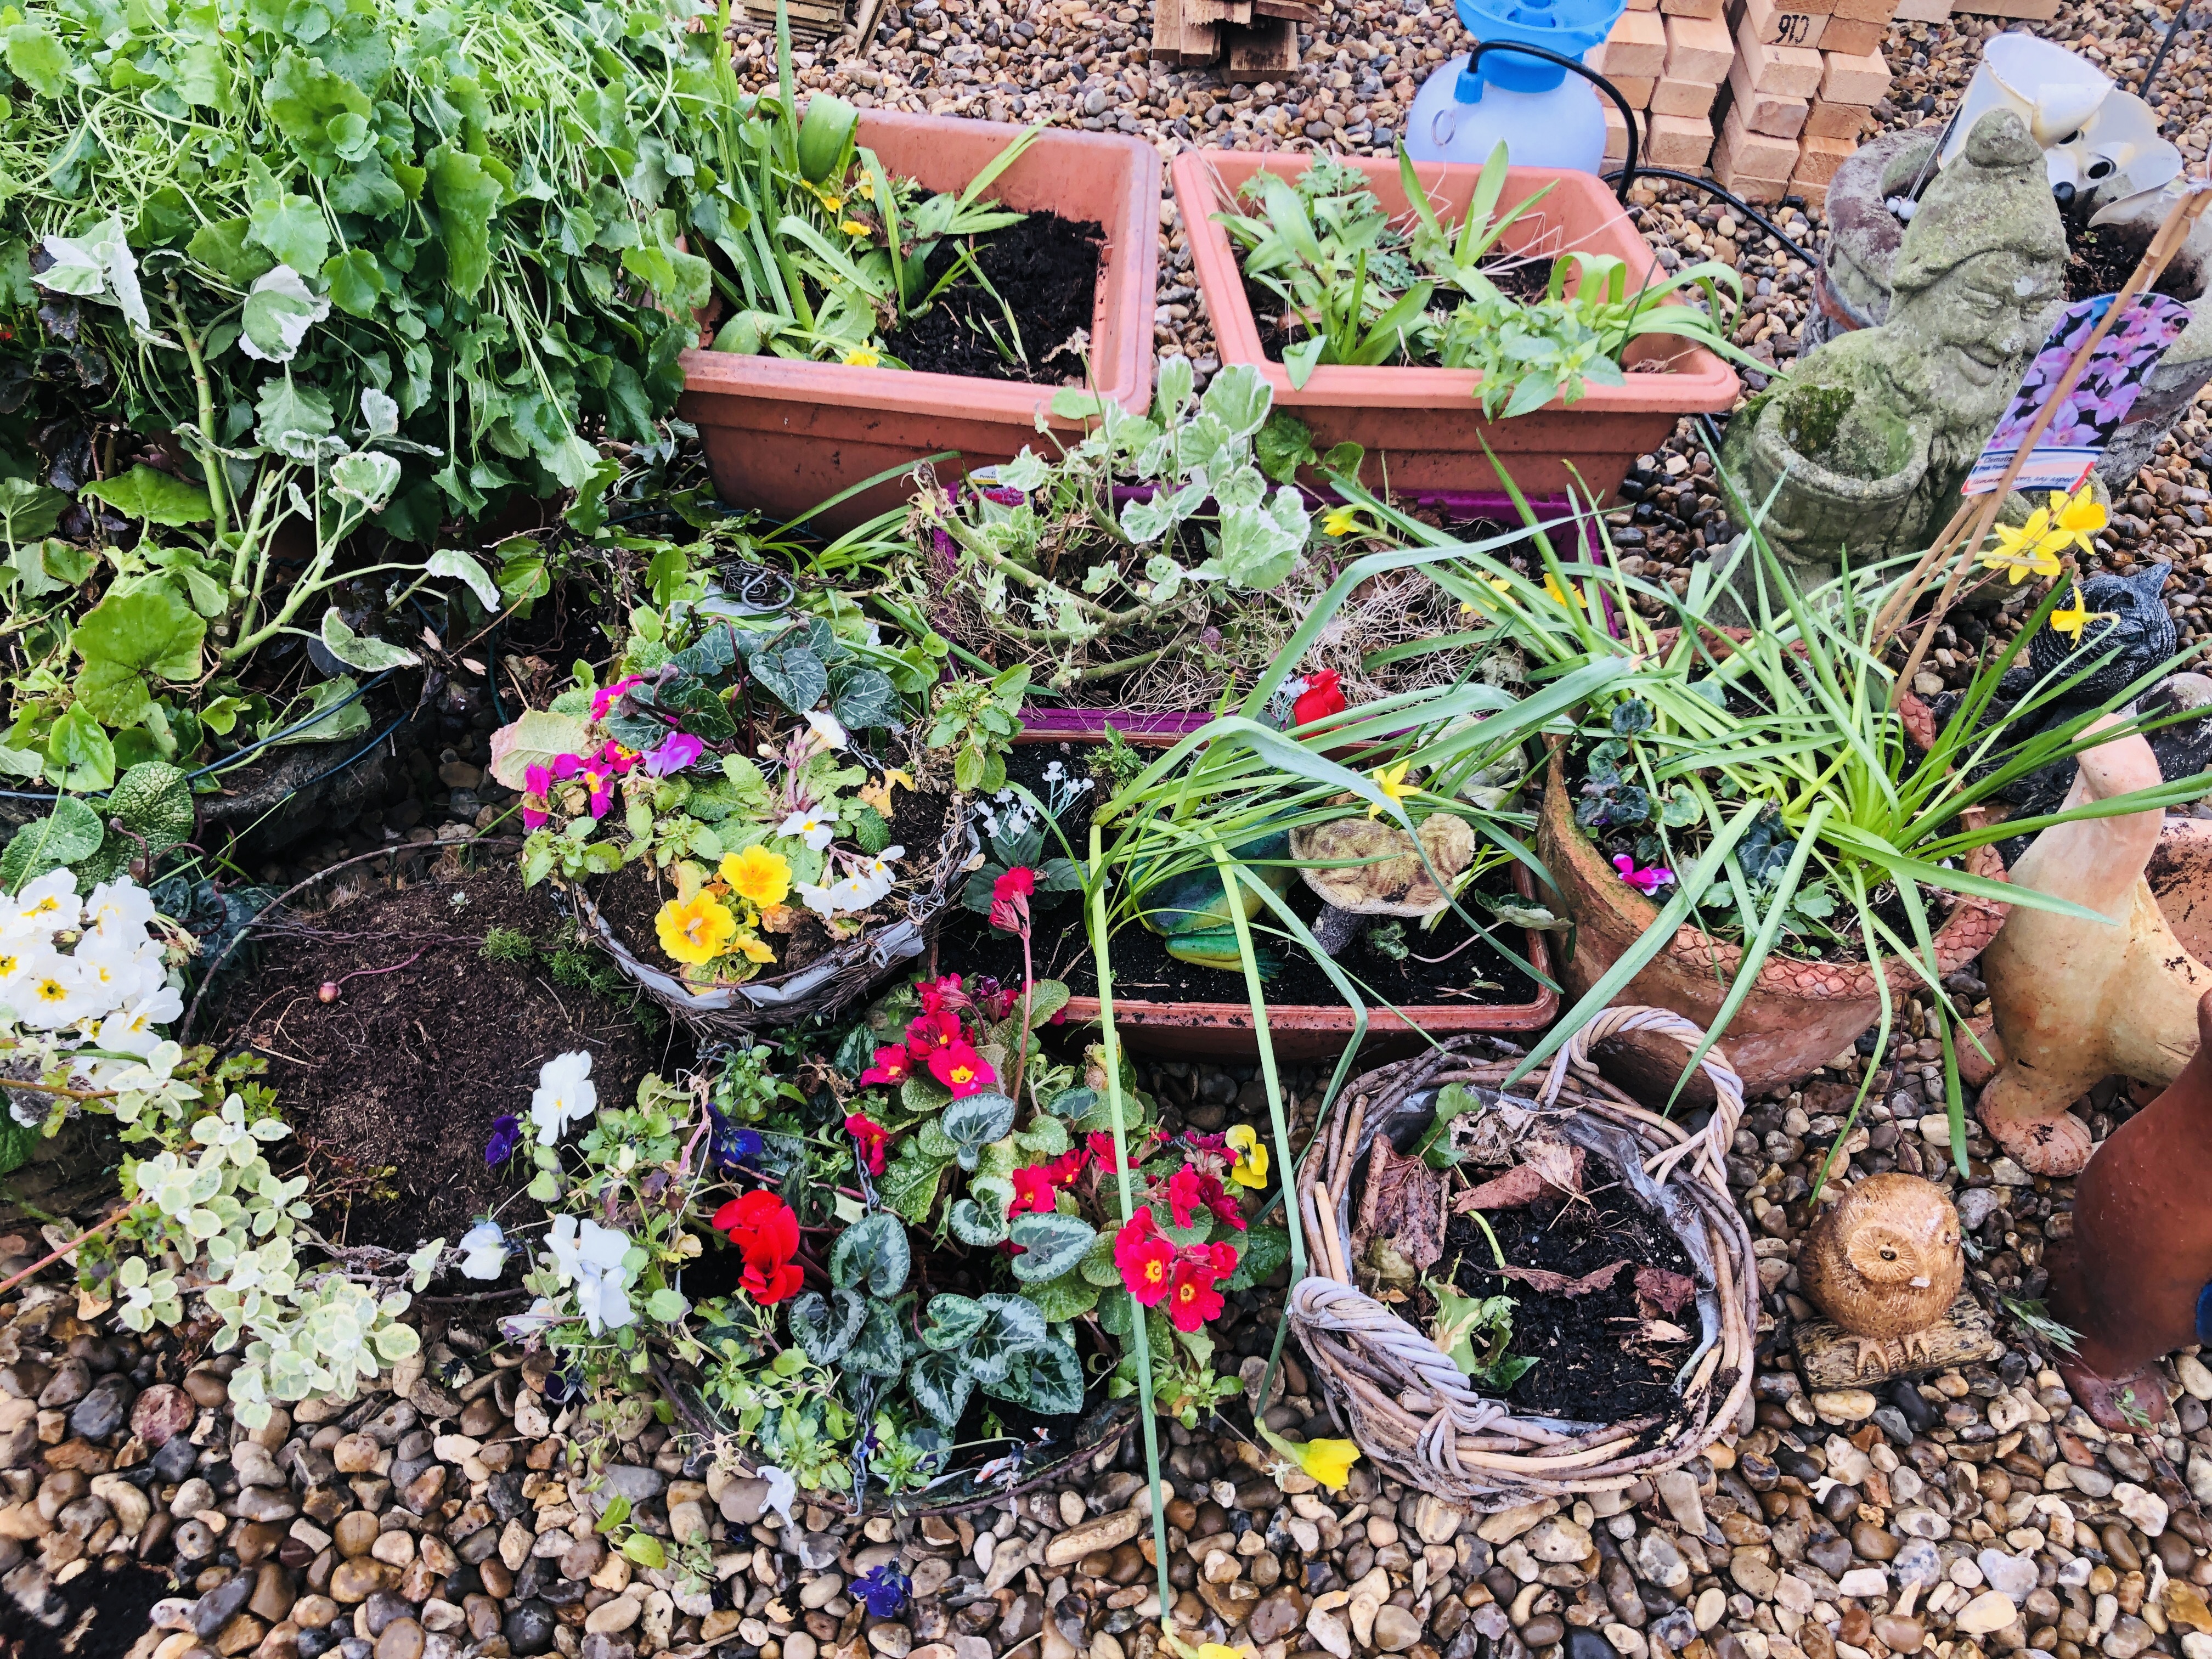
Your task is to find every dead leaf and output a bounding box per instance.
[1520,1135,1585,1200]
[1357,1135,1446,1272]
[1634,1266,1698,1318]
[1452,1142,1586,1212]
[1640,1320,1690,1344]
[1497,1259,1630,1298]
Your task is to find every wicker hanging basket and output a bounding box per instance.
[1288,1006,1758,1508]
[574,744,972,1039]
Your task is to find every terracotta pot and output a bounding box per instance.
[1171,149,1740,505]
[1020,731,1558,1062]
[2043,984,2212,1430]
[1535,748,2010,1101]
[2145,815,2212,963]
[680,113,1160,532]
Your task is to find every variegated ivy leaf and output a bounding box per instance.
[329,450,402,512]
[1198,487,1309,591]
[1198,361,1271,439]
[36,213,154,335]
[360,387,401,439]
[1210,461,1268,514]
[1144,554,1185,605]
[238,266,331,364]
[428,548,502,610]
[1154,355,1195,419]
[995,448,1051,492]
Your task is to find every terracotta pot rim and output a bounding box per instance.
[1539,748,2009,1001]
[1169,148,1741,414]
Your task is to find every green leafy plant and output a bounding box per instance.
[1426,1278,1536,1391]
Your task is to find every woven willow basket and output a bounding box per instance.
[1288,1006,1759,1509]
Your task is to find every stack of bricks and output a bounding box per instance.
[1587,0,1896,204]
[1711,0,1895,201]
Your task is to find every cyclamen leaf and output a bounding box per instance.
[787,1288,865,1366]
[1008,1212,1095,1282]
[828,1212,909,1297]
[907,1349,972,1427]
[940,1091,1016,1171]
[947,1196,1007,1247]
[842,1298,909,1377]
[1015,1335,1084,1414]
[919,1293,988,1351]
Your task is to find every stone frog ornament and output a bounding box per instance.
[1799,1173,1966,1370]
[1717,109,2067,603]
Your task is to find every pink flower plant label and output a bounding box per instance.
[1964,292,2192,496]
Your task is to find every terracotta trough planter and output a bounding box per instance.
[680,112,1161,531]
[1171,149,1740,504]
[1022,731,1558,1063]
[1536,750,2010,1101]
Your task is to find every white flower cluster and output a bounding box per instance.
[974,786,1040,844]
[0,871,178,1048]
[796,844,906,919]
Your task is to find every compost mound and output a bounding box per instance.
[200,868,684,1252]
[882,214,1102,383]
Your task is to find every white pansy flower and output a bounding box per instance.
[529,1050,597,1148]
[545,1214,635,1334]
[458,1220,510,1280]
[777,809,837,852]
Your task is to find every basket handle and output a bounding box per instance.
[1533,1005,1746,1198]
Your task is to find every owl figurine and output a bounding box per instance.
[1801,1173,1965,1373]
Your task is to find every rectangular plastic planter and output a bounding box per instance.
[1171,149,1740,505]
[1015,731,1558,1063]
[680,112,1161,532]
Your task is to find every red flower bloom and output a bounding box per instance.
[906,1009,964,1055]
[1166,1256,1225,1331]
[927,1042,996,1098]
[859,1045,912,1087]
[1164,1163,1245,1232]
[1087,1132,1124,1172]
[1293,669,1347,727]
[1047,1147,1085,1186]
[1011,1164,1060,1216]
[1115,1209,1176,1307]
[845,1114,888,1175]
[914,974,968,1017]
[1197,1239,1240,1277]
[992,866,1036,902]
[741,1251,804,1305]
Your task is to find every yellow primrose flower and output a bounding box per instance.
[1367,760,1421,819]
[720,844,792,909]
[2046,483,2106,556]
[1225,1122,1269,1189]
[840,219,870,237]
[2049,583,2096,642]
[655,891,737,966]
[1321,505,1362,538]
[1260,1425,1361,1491]
[856,176,875,200]
[1543,570,1588,609]
[731,931,777,964]
[843,346,882,368]
[860,768,913,817]
[1978,509,2067,585]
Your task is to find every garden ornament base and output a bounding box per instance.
[2043,983,2212,1431]
[680,113,1161,532]
[1977,718,2212,1176]
[1288,1006,1756,1509]
[1716,108,2067,611]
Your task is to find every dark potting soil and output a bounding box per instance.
[200,868,685,1252]
[934,741,1542,1010]
[1440,1189,1699,1424]
[881,215,1103,383]
[0,1553,176,1658]
[2063,220,2201,306]
[592,786,950,981]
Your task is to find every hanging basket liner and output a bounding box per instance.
[576,746,972,1038]
[1288,1005,1759,1509]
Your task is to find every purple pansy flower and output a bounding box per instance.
[486,1114,522,1164]
[851,1565,911,1617]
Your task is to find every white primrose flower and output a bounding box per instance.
[545,1214,635,1334]
[529,1050,597,1148]
[458,1221,510,1281]
[74,933,162,1014]
[0,941,57,1005]
[2,870,80,939]
[804,710,849,751]
[94,985,185,1057]
[795,882,839,921]
[13,960,92,1031]
[82,878,157,939]
[777,809,837,852]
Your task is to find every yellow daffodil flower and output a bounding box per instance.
[843,346,882,368]
[720,845,792,909]
[1543,570,1588,609]
[1367,760,1421,819]
[2047,484,2106,557]
[1458,574,1514,618]
[1225,1122,1269,1189]
[1978,508,2067,585]
[655,891,737,966]
[2049,583,2094,642]
[1260,1425,1361,1491]
[1321,505,1362,538]
[860,769,913,817]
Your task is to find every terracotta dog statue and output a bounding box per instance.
[1977,716,2212,1175]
